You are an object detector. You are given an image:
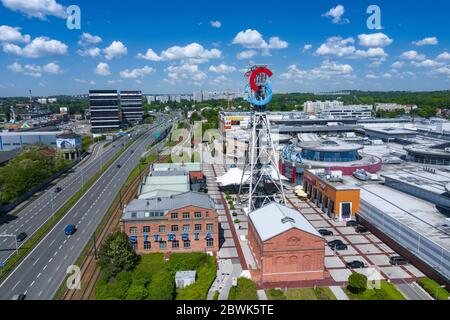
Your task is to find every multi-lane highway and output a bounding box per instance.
[0,129,139,264]
[0,122,171,300]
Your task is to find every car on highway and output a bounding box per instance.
[390,256,409,266]
[64,224,77,236]
[16,232,28,242]
[117,164,122,169]
[11,294,26,300]
[54,187,62,193]
[318,229,334,236]
[346,260,365,269]
[355,226,369,234]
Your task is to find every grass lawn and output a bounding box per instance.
[344,281,406,300]
[228,278,259,300]
[94,252,216,300]
[266,287,337,300]
[417,278,449,300]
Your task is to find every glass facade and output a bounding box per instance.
[302,149,360,162]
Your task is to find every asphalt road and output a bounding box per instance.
[0,122,171,300]
[0,130,139,264]
[397,282,434,300]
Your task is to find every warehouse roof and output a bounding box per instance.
[249,203,322,241]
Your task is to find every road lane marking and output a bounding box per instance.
[11,281,21,291]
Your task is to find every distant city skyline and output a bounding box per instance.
[0,0,450,97]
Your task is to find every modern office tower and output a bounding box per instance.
[89,90,120,134]
[120,91,143,127]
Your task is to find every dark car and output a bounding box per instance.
[319,229,334,236]
[117,164,122,169]
[346,260,365,269]
[390,256,409,266]
[355,226,369,234]
[346,220,358,227]
[130,150,134,154]
[16,232,27,242]
[328,240,344,248]
[54,187,62,194]
[64,225,77,236]
[335,243,348,251]
[11,294,26,300]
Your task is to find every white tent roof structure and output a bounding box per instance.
[216,167,288,187]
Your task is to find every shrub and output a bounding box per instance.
[418,278,449,300]
[146,272,175,300]
[267,289,286,300]
[125,284,147,300]
[167,252,209,272]
[348,273,368,294]
[213,291,220,300]
[228,278,258,300]
[232,212,238,217]
[97,232,140,276]
[229,203,235,210]
[234,219,241,224]
[176,255,216,300]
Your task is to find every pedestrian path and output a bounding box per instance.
[329,286,350,300]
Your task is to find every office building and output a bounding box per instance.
[120,91,143,127]
[89,90,120,134]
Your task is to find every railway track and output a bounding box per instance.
[60,152,172,300]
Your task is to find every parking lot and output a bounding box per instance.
[284,185,426,285]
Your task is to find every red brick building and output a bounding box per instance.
[120,192,219,254]
[248,203,326,285]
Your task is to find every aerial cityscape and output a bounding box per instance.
[0,0,449,310]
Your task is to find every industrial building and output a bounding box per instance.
[0,131,62,151]
[89,90,120,134]
[121,191,219,255]
[247,202,326,284]
[120,91,143,126]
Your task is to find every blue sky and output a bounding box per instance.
[0,0,449,96]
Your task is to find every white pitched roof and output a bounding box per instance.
[249,203,322,241]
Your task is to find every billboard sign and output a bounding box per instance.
[56,137,81,150]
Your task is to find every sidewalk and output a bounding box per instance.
[329,286,350,300]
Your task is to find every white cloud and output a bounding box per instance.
[77,47,101,58]
[280,60,353,81]
[358,33,393,47]
[0,25,30,43]
[8,61,63,77]
[208,64,236,74]
[42,62,62,74]
[232,29,289,51]
[103,41,127,60]
[210,21,221,28]
[322,5,349,24]
[400,50,426,61]
[303,44,312,52]
[412,37,438,46]
[382,73,392,78]
[2,36,68,58]
[137,43,221,63]
[435,67,450,76]
[119,66,155,78]
[78,33,102,46]
[164,63,207,84]
[411,59,443,68]
[1,0,66,19]
[366,74,379,79]
[95,62,111,76]
[436,52,450,61]
[315,36,387,60]
[391,61,404,69]
[237,50,258,60]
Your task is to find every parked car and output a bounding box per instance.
[117,164,122,169]
[319,229,334,236]
[346,260,365,269]
[390,256,409,266]
[346,220,358,227]
[54,187,62,194]
[64,225,77,236]
[11,294,26,300]
[355,226,369,234]
[16,232,28,242]
[335,243,348,251]
[328,240,344,248]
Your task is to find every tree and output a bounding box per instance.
[348,273,368,294]
[97,232,139,276]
